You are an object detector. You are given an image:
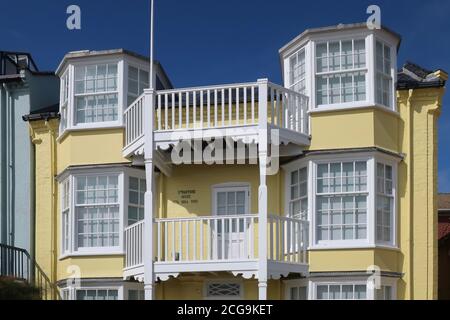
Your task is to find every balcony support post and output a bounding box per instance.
[257,79,269,300]
[143,89,156,300]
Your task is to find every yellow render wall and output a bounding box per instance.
[156,277,282,300]
[160,165,283,218]
[308,107,400,153]
[57,129,130,174]
[30,119,59,284]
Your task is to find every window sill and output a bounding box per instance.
[309,103,399,116]
[309,243,399,251]
[59,251,125,260]
[57,124,125,142]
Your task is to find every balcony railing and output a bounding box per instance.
[124,220,144,270]
[124,215,309,273]
[123,81,309,152]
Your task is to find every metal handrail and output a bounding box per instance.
[0,244,62,300]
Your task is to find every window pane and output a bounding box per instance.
[316,286,328,300]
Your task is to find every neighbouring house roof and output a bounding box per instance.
[439,194,450,242]
[22,103,60,122]
[397,61,447,90]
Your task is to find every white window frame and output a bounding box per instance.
[123,282,145,300]
[312,278,369,300]
[59,167,146,258]
[203,280,244,300]
[375,39,395,110]
[314,37,369,108]
[212,183,251,217]
[73,62,120,127]
[311,154,374,249]
[285,276,397,300]
[60,70,70,133]
[287,47,307,94]
[61,283,124,300]
[57,57,125,137]
[284,279,309,300]
[375,158,398,248]
[283,152,398,250]
[127,64,150,107]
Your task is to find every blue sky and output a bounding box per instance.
[1,0,449,191]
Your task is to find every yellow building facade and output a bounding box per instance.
[26,24,447,300]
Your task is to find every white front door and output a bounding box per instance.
[213,186,249,260]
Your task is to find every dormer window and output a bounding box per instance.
[315,39,366,106]
[74,63,119,124]
[289,48,306,94]
[281,25,399,112]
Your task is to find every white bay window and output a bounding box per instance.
[283,28,398,111]
[59,168,146,257]
[284,152,398,249]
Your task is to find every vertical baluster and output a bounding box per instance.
[185,221,190,261]
[208,220,212,261]
[269,217,274,261]
[276,218,280,261]
[219,218,224,260]
[251,86,255,124]
[281,218,285,262]
[157,221,161,262]
[193,90,197,128]
[200,219,204,261]
[193,220,197,261]
[186,92,190,129]
[178,221,182,261]
[172,221,176,261]
[179,92,182,130]
[242,218,247,259]
[164,93,169,130]
[172,93,176,130]
[200,90,204,128]
[236,87,240,124]
[214,89,218,127]
[207,89,211,128]
[158,94,162,130]
[221,89,225,126]
[164,222,168,262]
[270,87,275,125]
[228,88,232,126]
[244,87,247,125]
[250,217,254,259]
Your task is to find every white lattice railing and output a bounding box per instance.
[155,215,259,262]
[124,220,144,269]
[124,215,309,270]
[268,215,309,265]
[123,81,310,151]
[124,93,145,147]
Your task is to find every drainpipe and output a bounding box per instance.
[0,84,5,245]
[2,83,13,247]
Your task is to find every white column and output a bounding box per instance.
[143,88,155,300]
[257,79,269,300]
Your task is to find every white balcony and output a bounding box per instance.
[123,80,310,158]
[123,215,309,281]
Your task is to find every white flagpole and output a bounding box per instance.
[149,0,155,90]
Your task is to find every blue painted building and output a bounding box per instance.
[0,52,59,255]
